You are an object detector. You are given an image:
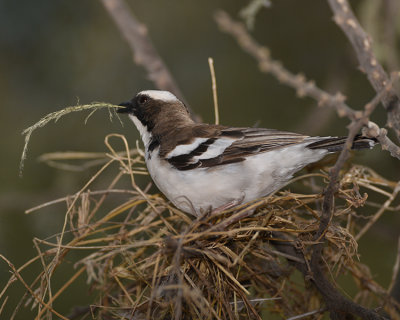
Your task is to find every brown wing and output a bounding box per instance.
[222,127,308,153]
[163,125,310,171]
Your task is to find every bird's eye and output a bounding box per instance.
[138,95,148,105]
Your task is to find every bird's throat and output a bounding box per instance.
[129,114,152,149]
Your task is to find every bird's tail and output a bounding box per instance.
[307,134,377,153]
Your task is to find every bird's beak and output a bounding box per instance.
[117,101,132,113]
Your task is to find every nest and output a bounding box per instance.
[4,134,400,320]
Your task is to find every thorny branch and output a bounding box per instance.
[310,86,393,320]
[327,0,400,306]
[215,9,400,319]
[215,10,400,162]
[215,11,355,120]
[327,0,400,139]
[303,81,394,319]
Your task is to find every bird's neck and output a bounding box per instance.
[129,113,196,154]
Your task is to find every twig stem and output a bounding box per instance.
[208,57,220,125]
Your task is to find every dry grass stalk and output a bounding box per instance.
[19,102,121,176]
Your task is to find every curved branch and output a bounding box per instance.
[327,0,400,139]
[215,11,357,119]
[215,11,400,161]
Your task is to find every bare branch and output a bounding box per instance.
[363,123,400,160]
[390,237,400,303]
[100,0,200,120]
[310,123,370,318]
[309,80,399,320]
[327,0,400,138]
[215,10,357,120]
[216,10,396,319]
[377,129,400,159]
[215,10,400,161]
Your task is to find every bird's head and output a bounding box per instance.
[118,90,192,133]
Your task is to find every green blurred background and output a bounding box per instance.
[0,0,399,318]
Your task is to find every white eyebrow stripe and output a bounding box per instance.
[193,138,234,160]
[139,90,178,102]
[166,138,209,158]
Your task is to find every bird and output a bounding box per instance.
[117,90,376,217]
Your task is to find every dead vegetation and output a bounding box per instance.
[2,134,400,319]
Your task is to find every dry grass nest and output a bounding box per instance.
[5,131,400,319]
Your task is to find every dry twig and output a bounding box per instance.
[327,0,400,139]
[208,57,220,125]
[215,10,400,161]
